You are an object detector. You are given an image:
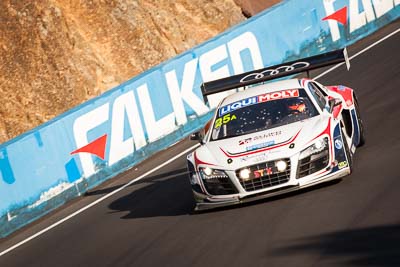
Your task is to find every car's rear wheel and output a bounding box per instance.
[354,96,365,147]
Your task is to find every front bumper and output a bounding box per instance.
[194,166,350,211]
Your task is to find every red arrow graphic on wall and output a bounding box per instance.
[322,6,348,25]
[70,134,107,160]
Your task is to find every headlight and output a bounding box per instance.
[203,167,213,176]
[199,167,229,180]
[198,167,237,195]
[299,137,329,160]
[297,137,330,179]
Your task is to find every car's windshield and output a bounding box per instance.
[210,89,318,141]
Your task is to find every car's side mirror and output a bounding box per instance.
[328,98,342,113]
[190,132,204,144]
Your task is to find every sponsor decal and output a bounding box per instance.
[214,113,237,129]
[219,97,257,117]
[322,1,400,42]
[239,130,282,146]
[239,62,310,83]
[240,153,269,163]
[253,167,273,178]
[322,6,347,25]
[70,31,264,178]
[246,141,275,151]
[70,134,107,160]
[338,161,348,169]
[253,130,282,140]
[221,128,301,158]
[239,138,252,146]
[335,139,343,149]
[219,89,299,116]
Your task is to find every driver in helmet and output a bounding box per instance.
[288,98,307,114]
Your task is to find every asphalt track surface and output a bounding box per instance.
[1,21,399,267]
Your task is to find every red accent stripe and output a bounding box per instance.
[220,129,302,158]
[326,86,354,107]
[309,119,331,143]
[301,78,311,87]
[193,152,213,196]
[308,119,334,161]
[332,104,342,119]
[194,152,215,166]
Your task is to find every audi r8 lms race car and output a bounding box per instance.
[187,48,365,210]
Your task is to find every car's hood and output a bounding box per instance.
[195,115,330,170]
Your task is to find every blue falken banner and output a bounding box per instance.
[0,0,398,237]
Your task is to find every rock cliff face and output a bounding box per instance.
[234,0,281,17]
[0,0,277,144]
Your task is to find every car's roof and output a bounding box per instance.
[220,78,304,106]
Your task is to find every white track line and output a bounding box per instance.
[314,27,400,80]
[0,144,199,257]
[1,26,399,258]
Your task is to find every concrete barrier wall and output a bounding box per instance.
[1,0,398,237]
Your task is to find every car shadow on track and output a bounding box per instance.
[269,224,400,266]
[107,169,196,218]
[85,168,188,196]
[105,168,344,219]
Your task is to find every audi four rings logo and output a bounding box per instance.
[239,62,310,83]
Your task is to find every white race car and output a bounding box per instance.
[187,48,365,210]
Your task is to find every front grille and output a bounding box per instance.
[236,159,291,192]
[202,177,238,195]
[297,150,329,178]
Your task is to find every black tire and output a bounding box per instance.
[341,128,353,174]
[354,96,365,147]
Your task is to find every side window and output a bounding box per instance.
[308,82,326,110]
[312,82,327,96]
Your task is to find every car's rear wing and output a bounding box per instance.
[201,48,350,99]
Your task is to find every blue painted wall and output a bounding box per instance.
[0,0,398,237]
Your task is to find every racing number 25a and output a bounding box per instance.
[215,114,237,128]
